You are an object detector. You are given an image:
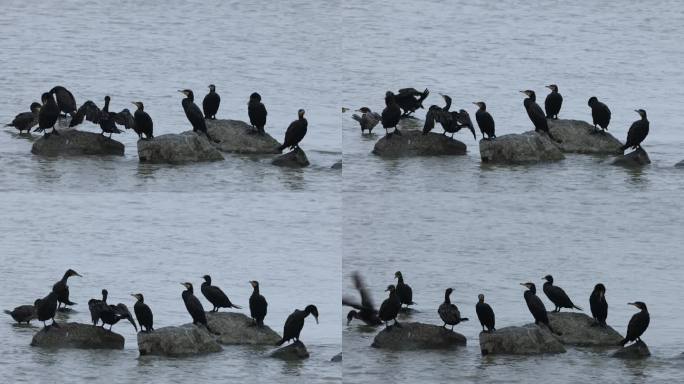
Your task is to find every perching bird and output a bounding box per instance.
[473,101,496,140]
[88,289,109,326]
[277,109,307,152]
[381,91,402,137]
[178,89,217,142]
[6,102,41,133]
[35,91,60,136]
[620,109,649,152]
[99,302,137,332]
[131,101,154,139]
[520,90,560,142]
[542,275,582,312]
[394,88,429,117]
[587,96,611,132]
[352,107,381,134]
[181,282,209,327]
[438,288,468,330]
[131,293,154,332]
[544,84,562,119]
[50,86,77,117]
[521,282,560,335]
[475,294,495,332]
[203,84,220,119]
[589,283,608,327]
[275,305,319,346]
[35,290,59,329]
[394,271,415,308]
[343,271,382,326]
[4,302,37,324]
[201,275,242,312]
[249,280,267,327]
[52,269,82,310]
[247,92,267,135]
[422,95,475,139]
[378,285,401,328]
[620,301,649,346]
[70,96,134,137]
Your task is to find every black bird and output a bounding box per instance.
[620,109,649,152]
[277,109,308,152]
[99,302,137,332]
[35,91,60,136]
[394,88,429,117]
[275,305,319,346]
[542,275,582,312]
[381,91,402,136]
[544,84,563,119]
[521,282,559,335]
[70,96,133,137]
[203,84,220,119]
[589,283,608,327]
[520,90,560,142]
[394,271,415,308]
[52,269,81,310]
[88,289,109,326]
[6,102,41,133]
[50,86,77,117]
[35,290,59,329]
[178,89,216,141]
[475,294,495,332]
[201,275,241,312]
[131,293,154,332]
[438,288,468,330]
[4,301,38,324]
[378,285,401,328]
[473,101,496,140]
[181,282,209,327]
[247,92,267,135]
[587,96,611,132]
[620,301,650,346]
[342,271,382,326]
[249,280,267,326]
[352,107,381,134]
[131,101,154,139]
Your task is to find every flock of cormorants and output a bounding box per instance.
[344,271,650,348]
[6,85,309,154]
[350,85,650,153]
[5,269,319,347]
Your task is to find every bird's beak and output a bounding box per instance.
[472,102,478,105]
[519,283,526,287]
[634,110,640,114]
[385,287,390,292]
[130,294,136,298]
[180,283,186,287]
[75,272,82,277]
[545,85,552,89]
[628,302,636,306]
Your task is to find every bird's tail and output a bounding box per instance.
[352,114,362,123]
[231,304,242,310]
[4,310,12,315]
[573,304,583,311]
[5,123,13,127]
[63,300,77,306]
[275,338,285,346]
[461,318,469,322]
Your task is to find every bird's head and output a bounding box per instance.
[298,109,305,118]
[587,96,598,107]
[472,101,486,110]
[208,84,216,92]
[520,282,535,290]
[545,84,559,92]
[385,284,396,293]
[445,287,454,295]
[542,275,553,283]
[594,283,606,298]
[30,102,42,112]
[356,107,371,113]
[202,275,211,283]
[346,310,358,325]
[394,271,402,280]
[478,293,485,303]
[104,95,111,103]
[305,304,319,323]
[66,269,82,278]
[628,301,647,311]
[634,109,647,118]
[41,93,50,104]
[131,101,144,110]
[131,293,144,301]
[249,280,259,289]
[181,282,193,290]
[178,89,193,98]
[520,90,535,98]
[250,92,261,102]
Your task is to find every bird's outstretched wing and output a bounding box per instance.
[69,101,102,127]
[112,109,135,129]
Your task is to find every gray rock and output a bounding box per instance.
[205,119,281,154]
[272,149,310,167]
[612,148,651,166]
[547,119,623,154]
[479,131,565,164]
[612,340,651,359]
[331,160,342,169]
[270,340,310,360]
[330,352,342,362]
[371,322,466,350]
[206,312,280,345]
[137,324,222,357]
[547,312,623,346]
[372,130,467,157]
[31,130,124,156]
[30,322,124,349]
[137,131,224,164]
[676,160,684,168]
[478,324,566,355]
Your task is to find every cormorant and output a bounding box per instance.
[35,91,60,136]
[378,285,401,328]
[473,101,496,140]
[275,304,319,346]
[178,89,216,141]
[35,290,59,329]
[88,289,108,326]
[521,282,559,334]
[542,275,582,312]
[249,280,267,327]
[520,90,560,142]
[131,101,154,139]
[544,84,562,119]
[201,275,241,312]
[394,88,429,117]
[131,293,154,332]
[49,86,77,117]
[52,269,81,310]
[475,294,495,332]
[620,301,649,346]
[277,109,307,152]
[587,96,611,132]
[4,301,38,324]
[342,271,382,326]
[352,107,381,134]
[203,84,220,119]
[6,102,41,133]
[620,109,649,152]
[181,282,209,328]
[589,283,608,327]
[99,302,137,332]
[381,91,402,136]
[70,96,133,137]
[394,271,415,308]
[247,92,267,135]
[438,288,468,330]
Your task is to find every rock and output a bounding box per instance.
[205,119,281,154]
[612,340,651,359]
[30,322,124,349]
[676,160,684,168]
[547,119,623,154]
[137,324,222,357]
[547,312,623,346]
[137,131,224,164]
[206,312,280,345]
[371,322,466,350]
[270,341,310,360]
[31,130,124,156]
[272,149,310,167]
[478,324,566,355]
[372,130,467,157]
[331,160,342,169]
[330,352,342,362]
[612,148,651,166]
[479,131,565,164]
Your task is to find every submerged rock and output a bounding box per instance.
[612,340,651,359]
[331,160,342,169]
[206,312,280,345]
[137,131,224,164]
[547,119,623,154]
[675,160,684,168]
[137,324,222,357]
[478,324,566,355]
[479,131,565,164]
[31,130,124,156]
[272,149,310,167]
[372,130,467,157]
[270,340,310,360]
[371,322,466,350]
[31,322,124,349]
[331,352,342,362]
[205,119,281,154]
[547,312,623,346]
[612,148,651,166]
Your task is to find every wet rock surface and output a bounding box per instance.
[371,322,467,350]
[31,322,124,349]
